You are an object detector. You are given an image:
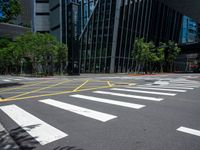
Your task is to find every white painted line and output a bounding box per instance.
[169,84,200,87]
[111,88,176,96]
[40,99,117,122]
[70,94,145,109]
[13,79,22,81]
[172,81,199,84]
[143,86,194,90]
[0,105,67,145]
[127,87,186,92]
[94,91,163,101]
[177,126,200,137]
[3,79,11,82]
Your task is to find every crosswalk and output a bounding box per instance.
[0,79,200,146]
[0,105,68,145]
[0,77,37,82]
[0,77,54,83]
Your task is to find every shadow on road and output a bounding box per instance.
[54,146,84,150]
[0,125,40,150]
[0,83,23,89]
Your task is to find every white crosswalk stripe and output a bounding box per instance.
[70,94,145,109]
[127,86,186,92]
[39,99,117,122]
[142,86,194,90]
[172,81,200,84]
[177,126,200,137]
[168,84,200,88]
[13,79,22,81]
[94,91,163,101]
[111,88,176,96]
[2,79,11,82]
[0,105,67,145]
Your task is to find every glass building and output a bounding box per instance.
[35,0,183,74]
[79,0,182,73]
[179,16,198,44]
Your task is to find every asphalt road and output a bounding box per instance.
[0,74,200,150]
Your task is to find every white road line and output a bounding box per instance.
[40,99,117,122]
[3,79,11,82]
[168,84,200,87]
[13,79,22,81]
[172,84,200,86]
[127,87,186,92]
[0,105,67,145]
[70,94,145,109]
[177,126,200,137]
[172,81,199,84]
[142,86,194,90]
[111,88,176,96]
[94,91,163,101]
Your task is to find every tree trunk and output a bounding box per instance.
[170,62,173,72]
[160,63,163,73]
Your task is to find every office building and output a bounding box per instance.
[79,0,182,73]
[15,0,34,27]
[31,0,195,73]
[33,0,50,33]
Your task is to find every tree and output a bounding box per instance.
[0,37,13,74]
[156,42,166,72]
[0,0,22,23]
[132,38,148,73]
[5,32,68,76]
[132,38,156,73]
[147,41,156,73]
[166,41,181,72]
[57,43,68,74]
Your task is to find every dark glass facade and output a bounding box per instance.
[79,0,182,73]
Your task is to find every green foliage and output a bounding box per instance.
[164,41,181,72]
[0,33,68,75]
[166,41,181,63]
[0,37,13,74]
[0,0,22,23]
[132,38,181,73]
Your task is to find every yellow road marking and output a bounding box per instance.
[89,79,109,83]
[0,80,50,93]
[73,80,89,92]
[5,80,70,100]
[107,81,112,87]
[1,85,111,102]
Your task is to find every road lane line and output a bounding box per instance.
[2,79,11,82]
[13,79,22,81]
[94,91,163,101]
[111,88,176,96]
[164,86,196,89]
[5,80,70,100]
[39,99,117,122]
[70,94,145,109]
[172,81,199,83]
[0,80,49,93]
[142,86,194,90]
[107,81,112,87]
[169,84,199,88]
[73,80,89,92]
[127,87,186,92]
[172,82,200,85]
[177,126,200,137]
[0,105,67,145]
[1,85,111,102]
